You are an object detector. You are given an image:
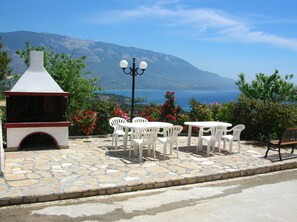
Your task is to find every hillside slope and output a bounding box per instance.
[0,31,236,90]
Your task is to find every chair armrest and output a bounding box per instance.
[268,140,280,145]
[201,128,211,133]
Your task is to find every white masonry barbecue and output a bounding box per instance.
[4,51,71,150]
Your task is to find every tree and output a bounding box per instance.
[236,70,297,103]
[235,70,297,141]
[0,37,12,97]
[16,42,98,117]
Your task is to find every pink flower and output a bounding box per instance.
[168,115,176,121]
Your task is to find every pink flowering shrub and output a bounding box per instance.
[73,109,97,135]
[160,91,177,124]
[160,91,188,125]
[113,107,129,120]
[137,92,190,131]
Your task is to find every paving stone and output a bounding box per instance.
[8,179,39,187]
[60,174,80,185]
[36,170,53,177]
[146,166,171,173]
[0,185,8,192]
[99,183,117,188]
[11,170,32,174]
[5,173,26,180]
[39,177,58,183]
[124,176,140,181]
[9,158,25,163]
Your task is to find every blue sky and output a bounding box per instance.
[1,0,297,83]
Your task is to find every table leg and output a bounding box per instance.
[133,129,139,156]
[123,128,128,151]
[223,128,227,150]
[187,125,192,147]
[210,127,216,149]
[148,144,151,156]
[198,127,204,151]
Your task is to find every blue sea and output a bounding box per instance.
[98,90,239,111]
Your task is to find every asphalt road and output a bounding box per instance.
[1,169,297,222]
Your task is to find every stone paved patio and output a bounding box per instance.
[0,135,297,206]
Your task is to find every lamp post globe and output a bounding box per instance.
[119,60,128,69]
[139,61,147,70]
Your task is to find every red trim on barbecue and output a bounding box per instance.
[3,91,70,96]
[4,121,72,128]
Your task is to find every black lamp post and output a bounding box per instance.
[119,58,148,122]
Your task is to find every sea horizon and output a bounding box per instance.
[97,89,239,111]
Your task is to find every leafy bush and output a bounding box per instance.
[188,99,236,134]
[210,101,236,123]
[236,70,296,103]
[189,99,213,121]
[91,98,118,135]
[234,71,297,142]
[232,95,297,141]
[176,113,191,133]
[140,104,162,121]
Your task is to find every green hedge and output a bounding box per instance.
[69,93,296,143]
[232,95,297,141]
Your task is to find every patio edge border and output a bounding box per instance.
[1,160,297,207]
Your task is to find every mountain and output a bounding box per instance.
[0,31,236,90]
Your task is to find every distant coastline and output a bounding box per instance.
[96,89,239,111]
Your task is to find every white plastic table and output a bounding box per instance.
[184,121,232,150]
[119,122,173,151]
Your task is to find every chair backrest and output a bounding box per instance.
[164,125,183,142]
[139,127,159,145]
[232,124,245,140]
[132,117,148,123]
[109,117,127,132]
[213,126,225,141]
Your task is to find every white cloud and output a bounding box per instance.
[89,4,297,51]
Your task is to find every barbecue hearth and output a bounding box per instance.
[4,51,71,150]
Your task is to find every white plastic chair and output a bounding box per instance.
[130,127,159,163]
[222,124,245,153]
[199,125,225,156]
[157,125,183,160]
[131,117,149,146]
[109,117,127,150]
[132,117,148,123]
